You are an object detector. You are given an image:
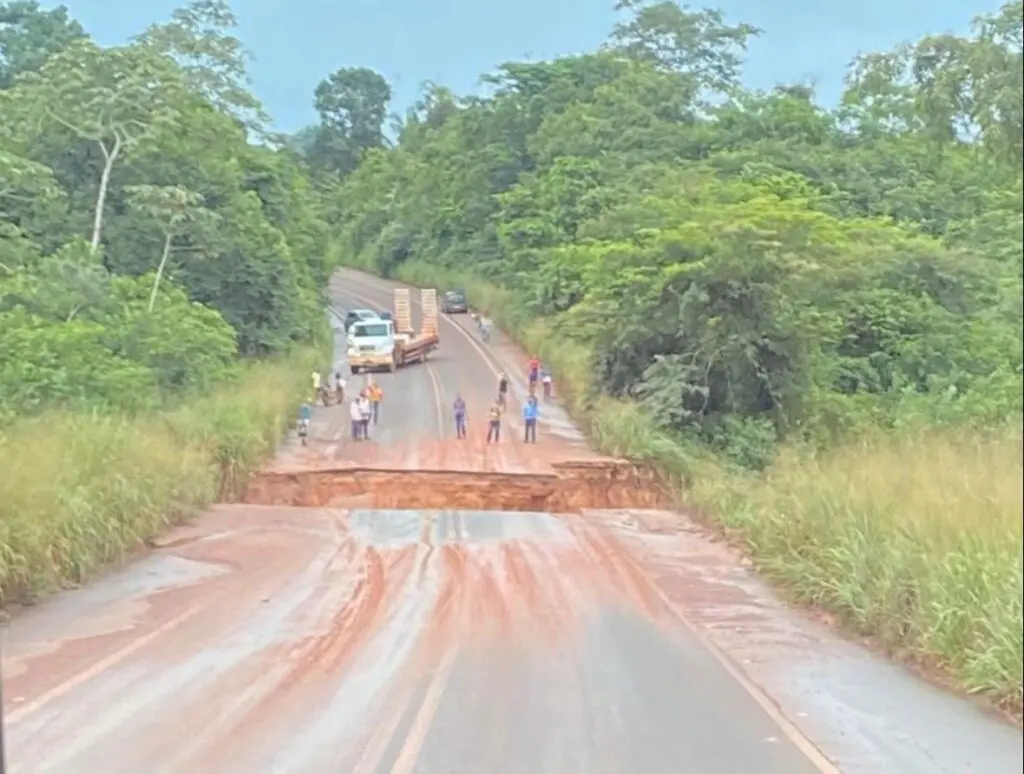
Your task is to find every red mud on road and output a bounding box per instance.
[270,408,606,475]
[6,270,1020,773]
[3,506,675,772]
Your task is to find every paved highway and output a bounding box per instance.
[0,270,1019,773]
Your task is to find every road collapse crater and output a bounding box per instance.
[240,460,674,512]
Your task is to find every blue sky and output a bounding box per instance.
[44,0,999,132]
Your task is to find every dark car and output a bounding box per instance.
[344,308,380,330]
[442,289,468,314]
[379,310,394,322]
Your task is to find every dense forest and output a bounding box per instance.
[300,0,1022,711]
[315,0,1022,468]
[0,0,332,425]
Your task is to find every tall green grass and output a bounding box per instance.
[692,432,1022,715]
[387,259,1024,716]
[0,349,318,605]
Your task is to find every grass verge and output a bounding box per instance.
[0,347,320,606]
[384,259,1024,717]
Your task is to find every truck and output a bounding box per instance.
[346,288,439,373]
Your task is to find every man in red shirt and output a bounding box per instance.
[527,355,540,395]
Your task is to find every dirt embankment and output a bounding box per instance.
[240,461,673,512]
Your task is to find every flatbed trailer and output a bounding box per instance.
[347,288,439,373]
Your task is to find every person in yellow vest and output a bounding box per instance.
[367,381,383,424]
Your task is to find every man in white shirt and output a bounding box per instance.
[349,396,363,440]
[357,392,372,439]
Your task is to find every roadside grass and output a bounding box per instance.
[692,431,1023,716]
[386,258,1024,716]
[0,348,319,606]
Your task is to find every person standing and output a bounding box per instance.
[349,396,363,441]
[311,370,321,401]
[299,402,311,445]
[527,356,540,395]
[453,394,467,439]
[485,399,502,443]
[357,391,372,439]
[334,371,346,403]
[540,368,552,401]
[368,381,383,424]
[497,371,509,409]
[522,395,539,443]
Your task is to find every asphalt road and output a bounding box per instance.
[2,505,825,774]
[330,271,500,443]
[272,269,599,473]
[0,270,1019,773]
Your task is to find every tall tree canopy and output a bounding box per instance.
[0,0,334,423]
[307,66,392,178]
[311,0,1023,467]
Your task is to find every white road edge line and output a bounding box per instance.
[343,272,841,774]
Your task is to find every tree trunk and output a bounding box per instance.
[90,135,121,251]
[149,232,173,312]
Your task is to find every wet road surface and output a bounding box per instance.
[4,507,825,774]
[1,270,1020,773]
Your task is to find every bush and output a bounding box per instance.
[0,348,318,605]
[386,259,1023,715]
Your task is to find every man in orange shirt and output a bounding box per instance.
[367,381,383,424]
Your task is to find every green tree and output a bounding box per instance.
[608,0,760,96]
[310,67,392,176]
[0,148,64,238]
[0,0,85,88]
[842,1,1022,165]
[123,184,220,311]
[133,0,269,133]
[0,0,333,419]
[5,39,188,250]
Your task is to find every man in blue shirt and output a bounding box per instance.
[522,395,539,443]
[453,394,467,439]
[298,403,311,444]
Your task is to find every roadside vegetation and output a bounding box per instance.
[0,2,334,603]
[302,1,1023,714]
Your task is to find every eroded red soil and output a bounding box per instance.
[242,460,674,512]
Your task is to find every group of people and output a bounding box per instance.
[311,370,347,406]
[527,355,553,400]
[301,370,382,444]
[302,340,552,447]
[349,380,382,440]
[451,358,548,444]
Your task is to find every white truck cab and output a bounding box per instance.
[347,318,404,372]
[348,318,394,353]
